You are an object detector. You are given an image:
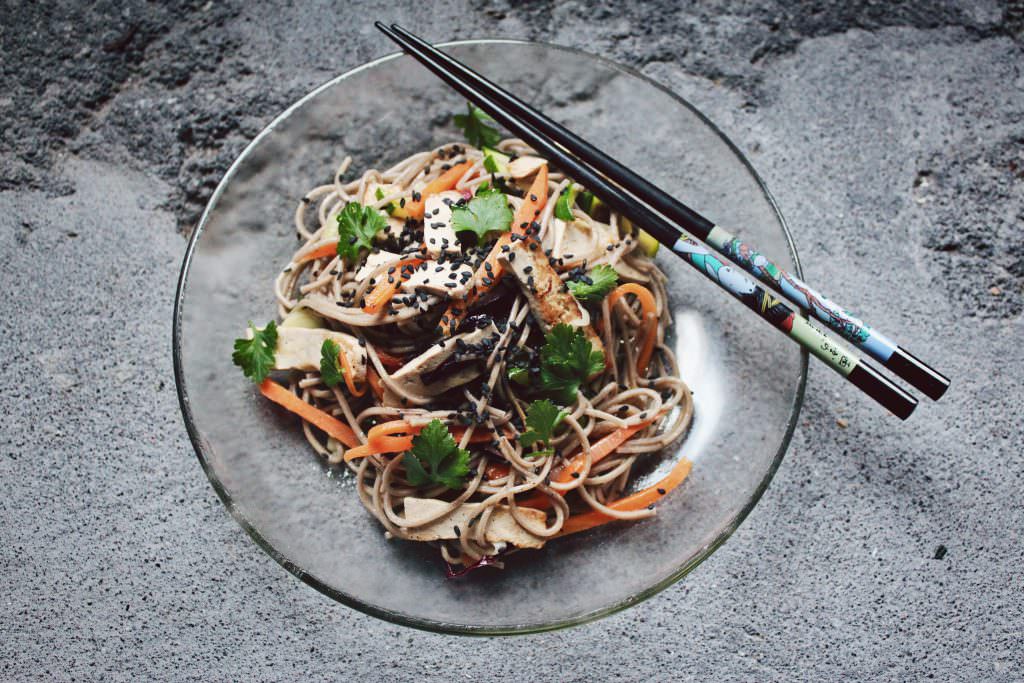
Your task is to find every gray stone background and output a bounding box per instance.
[2,1,1022,680]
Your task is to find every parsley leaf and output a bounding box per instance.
[539,324,605,403]
[519,399,567,456]
[319,339,345,388]
[232,321,278,383]
[568,265,619,303]
[402,419,471,490]
[336,201,387,262]
[451,189,513,241]
[453,102,502,148]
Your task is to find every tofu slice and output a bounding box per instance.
[507,155,547,179]
[422,190,463,259]
[354,250,401,281]
[497,239,605,366]
[383,323,500,406]
[398,259,475,299]
[402,498,547,549]
[272,327,367,383]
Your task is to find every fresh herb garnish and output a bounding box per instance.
[336,201,388,262]
[519,399,567,456]
[568,265,619,303]
[402,419,471,490]
[451,188,513,241]
[319,339,345,388]
[453,102,502,148]
[554,184,582,221]
[538,324,605,403]
[232,321,278,383]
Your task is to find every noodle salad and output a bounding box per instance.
[232,105,694,571]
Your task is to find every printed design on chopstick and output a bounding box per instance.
[706,226,898,361]
[671,236,794,330]
[673,235,859,377]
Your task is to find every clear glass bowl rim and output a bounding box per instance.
[172,38,808,636]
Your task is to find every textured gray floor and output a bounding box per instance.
[2,1,1022,680]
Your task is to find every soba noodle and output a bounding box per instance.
[258,139,693,568]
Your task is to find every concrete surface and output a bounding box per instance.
[2,1,1022,680]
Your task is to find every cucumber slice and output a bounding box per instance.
[637,229,660,257]
[554,183,582,221]
[482,147,511,175]
[280,308,324,329]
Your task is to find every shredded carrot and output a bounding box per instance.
[342,443,377,462]
[367,367,384,400]
[401,161,474,219]
[438,164,549,336]
[371,435,414,452]
[297,242,338,263]
[517,492,555,510]
[553,418,654,483]
[485,462,511,480]
[371,347,405,371]
[336,345,366,397]
[258,379,359,448]
[515,418,656,509]
[558,457,693,536]
[607,283,659,375]
[344,420,502,462]
[366,420,406,439]
[362,258,424,314]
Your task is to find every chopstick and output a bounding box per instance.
[388,25,949,403]
[376,23,919,419]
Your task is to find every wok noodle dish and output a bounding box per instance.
[232,105,694,572]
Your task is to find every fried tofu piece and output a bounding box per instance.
[497,239,605,366]
[269,327,367,383]
[382,322,501,406]
[401,498,547,549]
[422,190,463,259]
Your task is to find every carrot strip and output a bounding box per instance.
[297,242,338,263]
[367,420,414,440]
[514,418,656,509]
[336,345,366,397]
[258,379,359,448]
[438,164,549,336]
[517,492,555,510]
[401,161,474,219]
[362,258,424,314]
[345,420,503,462]
[371,347,405,371]
[342,443,377,462]
[485,462,511,480]
[558,457,693,536]
[607,283,659,375]
[367,367,384,401]
[553,418,654,483]
[370,435,414,452]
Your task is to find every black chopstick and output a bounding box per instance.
[385,25,948,403]
[376,22,918,419]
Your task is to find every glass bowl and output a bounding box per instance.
[173,39,806,634]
